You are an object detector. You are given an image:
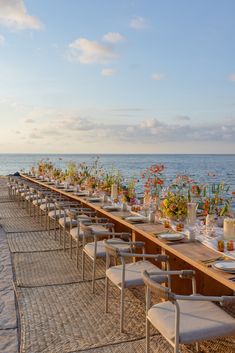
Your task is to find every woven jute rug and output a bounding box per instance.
[1,216,50,233]
[7,230,63,253]
[0,206,29,219]
[12,249,105,287]
[16,280,146,353]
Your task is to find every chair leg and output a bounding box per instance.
[70,234,72,258]
[82,251,85,280]
[59,226,61,244]
[120,288,125,333]
[146,317,150,353]
[92,257,96,293]
[76,239,79,268]
[48,217,51,236]
[105,277,109,313]
[63,227,66,251]
[54,219,57,240]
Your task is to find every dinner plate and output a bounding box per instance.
[74,192,88,196]
[158,233,185,241]
[87,197,101,202]
[213,261,235,273]
[102,205,120,211]
[125,216,147,223]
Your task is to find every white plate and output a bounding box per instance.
[125,216,147,222]
[74,192,88,196]
[87,197,101,202]
[213,261,235,273]
[102,205,120,211]
[158,233,185,241]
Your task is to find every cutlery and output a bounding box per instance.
[201,256,225,264]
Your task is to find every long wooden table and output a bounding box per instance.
[20,174,235,296]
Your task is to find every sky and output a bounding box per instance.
[0,0,235,154]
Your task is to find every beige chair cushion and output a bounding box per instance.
[59,217,77,227]
[106,261,167,288]
[58,214,89,227]
[148,299,235,344]
[20,191,30,197]
[70,227,84,240]
[40,203,55,211]
[25,194,37,201]
[32,198,46,205]
[48,209,65,219]
[84,238,130,259]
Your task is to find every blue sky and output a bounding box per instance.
[0,0,235,153]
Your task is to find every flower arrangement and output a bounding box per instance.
[99,167,123,193]
[120,176,137,205]
[141,164,165,199]
[37,159,54,176]
[160,192,188,220]
[201,182,231,216]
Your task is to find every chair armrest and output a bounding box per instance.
[145,270,195,278]
[119,252,167,261]
[173,294,235,307]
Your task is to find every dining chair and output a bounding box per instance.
[81,222,131,293]
[104,240,169,333]
[142,269,235,353]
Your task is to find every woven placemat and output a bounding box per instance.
[7,231,63,253]
[16,280,146,353]
[13,249,105,287]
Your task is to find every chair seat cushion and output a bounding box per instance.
[106,260,167,288]
[58,215,89,227]
[148,299,235,344]
[20,191,30,197]
[70,227,84,240]
[32,198,46,205]
[84,238,130,259]
[40,203,55,211]
[48,209,65,219]
[25,194,37,201]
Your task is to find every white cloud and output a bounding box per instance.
[228,73,235,81]
[129,16,148,30]
[24,118,35,123]
[0,0,42,30]
[101,68,117,76]
[68,38,119,64]
[103,32,125,43]
[151,73,165,81]
[140,118,160,129]
[0,34,5,46]
[175,115,191,122]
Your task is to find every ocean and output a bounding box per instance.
[1,153,235,190]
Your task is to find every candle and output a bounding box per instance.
[111,184,118,200]
[223,218,235,239]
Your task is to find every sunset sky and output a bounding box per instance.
[0,0,235,153]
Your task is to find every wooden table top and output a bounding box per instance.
[20,174,235,293]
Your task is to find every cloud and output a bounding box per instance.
[175,115,191,122]
[24,118,35,123]
[29,132,43,139]
[129,16,148,30]
[151,73,165,81]
[103,32,125,43]
[23,107,235,148]
[101,68,117,76]
[0,34,5,46]
[228,73,235,81]
[68,38,119,64]
[0,0,43,30]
